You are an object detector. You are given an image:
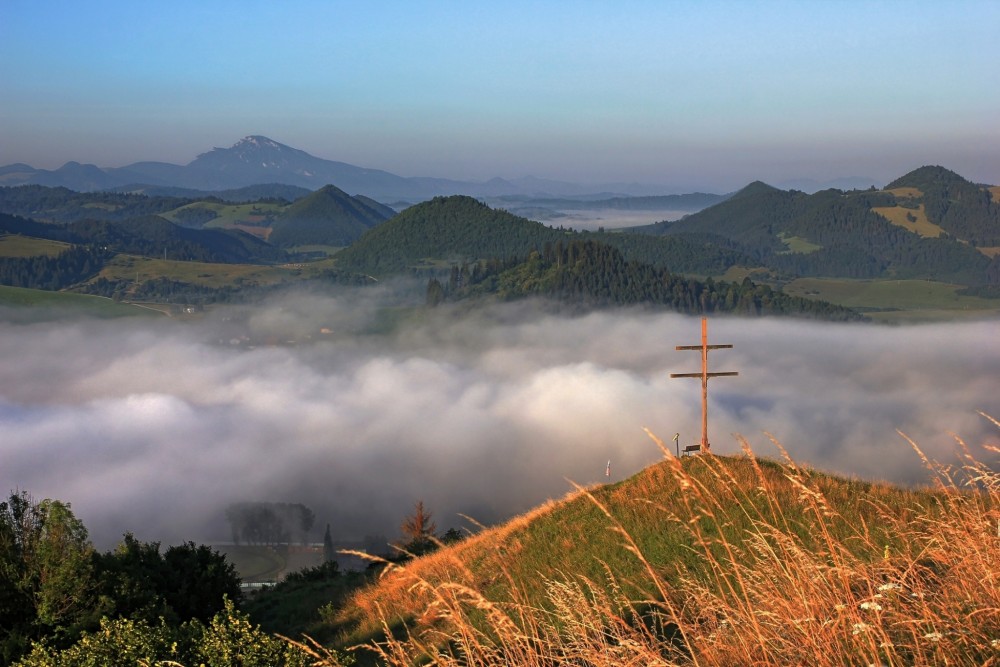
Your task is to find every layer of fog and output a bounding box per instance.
[535,209,691,232]
[2,289,998,551]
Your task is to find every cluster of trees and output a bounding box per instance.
[0,245,109,291]
[224,502,315,546]
[0,491,244,666]
[0,186,187,224]
[429,240,865,321]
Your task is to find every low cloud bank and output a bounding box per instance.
[2,291,997,549]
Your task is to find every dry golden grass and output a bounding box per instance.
[989,186,1000,204]
[310,416,1000,666]
[871,204,947,239]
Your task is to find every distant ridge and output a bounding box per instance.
[0,136,708,200]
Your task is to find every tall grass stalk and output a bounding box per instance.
[318,418,999,665]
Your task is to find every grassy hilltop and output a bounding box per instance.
[304,426,1000,666]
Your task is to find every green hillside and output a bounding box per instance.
[268,184,389,247]
[322,433,999,666]
[334,195,568,274]
[432,239,864,321]
[0,284,156,317]
[334,195,751,278]
[886,165,1000,246]
[646,172,996,286]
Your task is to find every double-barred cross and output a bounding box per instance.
[670,317,738,453]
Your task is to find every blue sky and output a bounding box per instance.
[2,0,998,190]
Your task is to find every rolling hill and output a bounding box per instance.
[316,436,999,665]
[333,195,754,278]
[333,195,568,274]
[639,168,998,286]
[267,184,390,248]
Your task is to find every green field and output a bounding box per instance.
[776,232,822,254]
[783,277,1000,321]
[92,253,339,288]
[162,201,286,228]
[0,284,158,317]
[0,234,71,257]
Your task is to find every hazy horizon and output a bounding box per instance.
[2,288,998,551]
[3,1,998,192]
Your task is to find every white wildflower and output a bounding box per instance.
[853,622,871,636]
[923,631,943,642]
[877,583,902,592]
[860,601,883,612]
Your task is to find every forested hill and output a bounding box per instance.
[333,195,568,273]
[267,184,389,247]
[428,239,865,321]
[641,169,998,286]
[885,165,1000,246]
[334,195,755,277]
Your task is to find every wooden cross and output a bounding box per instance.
[670,317,738,453]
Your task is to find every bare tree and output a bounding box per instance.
[400,500,437,543]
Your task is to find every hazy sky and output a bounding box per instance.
[2,1,999,190]
[2,289,998,549]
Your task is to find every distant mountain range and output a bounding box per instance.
[0,136,686,201]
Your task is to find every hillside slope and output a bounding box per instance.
[268,184,389,247]
[646,170,997,285]
[334,195,567,273]
[329,433,999,665]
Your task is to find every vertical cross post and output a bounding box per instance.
[670,317,738,453]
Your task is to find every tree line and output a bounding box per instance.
[428,239,866,321]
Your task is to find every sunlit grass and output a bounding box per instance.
[307,417,1000,666]
[872,204,947,239]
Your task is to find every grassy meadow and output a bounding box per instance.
[783,277,1000,322]
[871,204,947,239]
[297,422,1000,666]
[0,234,71,257]
[0,284,157,317]
[90,253,339,289]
